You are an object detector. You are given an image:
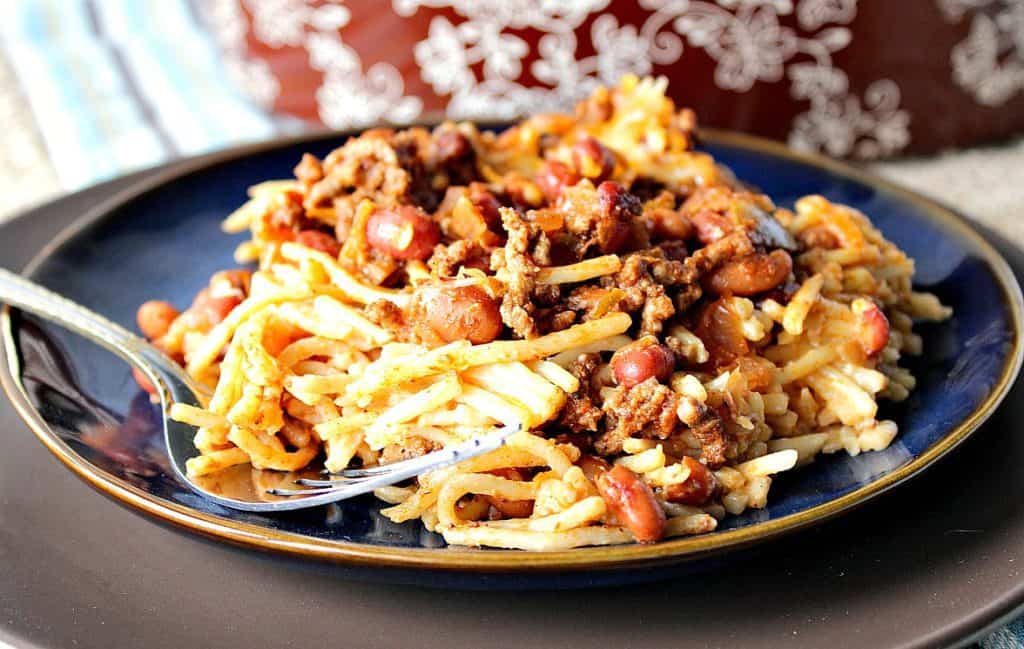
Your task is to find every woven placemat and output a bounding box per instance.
[875,138,1024,245]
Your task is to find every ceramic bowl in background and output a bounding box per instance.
[199,0,1024,159]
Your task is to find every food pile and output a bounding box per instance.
[137,76,950,549]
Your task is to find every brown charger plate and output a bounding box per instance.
[0,156,1022,648]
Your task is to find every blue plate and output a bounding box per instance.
[2,129,1020,584]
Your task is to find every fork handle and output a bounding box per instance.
[0,267,201,398]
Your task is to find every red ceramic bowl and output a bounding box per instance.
[201,0,1024,159]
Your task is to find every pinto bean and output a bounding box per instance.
[577,454,611,482]
[650,208,693,241]
[136,300,179,340]
[192,288,242,327]
[596,465,666,543]
[535,160,580,203]
[435,130,472,162]
[853,298,890,357]
[210,269,252,293]
[468,184,503,229]
[421,284,502,344]
[663,457,719,506]
[366,206,440,260]
[571,136,615,182]
[485,468,535,519]
[488,496,535,519]
[595,181,639,253]
[611,338,676,388]
[294,229,341,257]
[704,250,792,296]
[690,209,735,245]
[695,297,749,365]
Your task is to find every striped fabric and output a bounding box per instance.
[0,0,302,191]
[0,2,1018,647]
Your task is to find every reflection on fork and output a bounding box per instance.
[263,423,521,498]
[191,422,521,505]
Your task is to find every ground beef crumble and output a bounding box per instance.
[428,239,488,278]
[364,299,406,335]
[306,129,411,210]
[602,246,693,336]
[492,208,549,338]
[682,405,729,467]
[557,353,604,433]
[381,437,438,464]
[595,377,680,455]
[294,153,323,193]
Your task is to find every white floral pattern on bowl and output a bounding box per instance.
[199,0,1024,159]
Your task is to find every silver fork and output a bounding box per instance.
[0,267,520,512]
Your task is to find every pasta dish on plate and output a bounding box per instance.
[134,76,951,550]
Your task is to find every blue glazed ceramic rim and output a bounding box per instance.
[1,127,1021,573]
